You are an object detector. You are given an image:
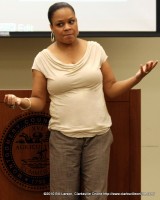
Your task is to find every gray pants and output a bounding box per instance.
[49,129,113,200]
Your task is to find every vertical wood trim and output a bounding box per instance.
[129,89,141,200]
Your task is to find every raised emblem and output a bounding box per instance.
[0,112,50,191]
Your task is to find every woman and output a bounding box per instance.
[4,2,158,200]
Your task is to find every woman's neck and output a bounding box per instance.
[55,38,80,50]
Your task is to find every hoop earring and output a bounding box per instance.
[51,32,55,42]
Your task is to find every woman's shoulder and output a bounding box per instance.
[36,48,49,56]
[78,39,99,45]
[82,39,102,48]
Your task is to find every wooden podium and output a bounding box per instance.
[0,90,141,200]
[0,90,50,200]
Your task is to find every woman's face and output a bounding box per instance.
[50,7,79,44]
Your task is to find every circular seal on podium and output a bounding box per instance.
[0,112,50,191]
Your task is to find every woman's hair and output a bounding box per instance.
[48,2,75,25]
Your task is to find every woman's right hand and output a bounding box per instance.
[4,94,21,109]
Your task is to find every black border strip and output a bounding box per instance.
[1,31,160,38]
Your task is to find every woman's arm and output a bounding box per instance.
[4,69,48,112]
[101,60,158,98]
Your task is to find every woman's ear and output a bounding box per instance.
[50,23,53,31]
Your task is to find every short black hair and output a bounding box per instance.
[48,2,75,25]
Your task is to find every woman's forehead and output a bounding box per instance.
[52,7,75,20]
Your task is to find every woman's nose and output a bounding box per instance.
[64,23,71,30]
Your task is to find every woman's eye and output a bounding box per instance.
[69,20,75,24]
[55,19,75,27]
[57,23,64,27]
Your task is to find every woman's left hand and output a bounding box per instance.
[136,60,158,80]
